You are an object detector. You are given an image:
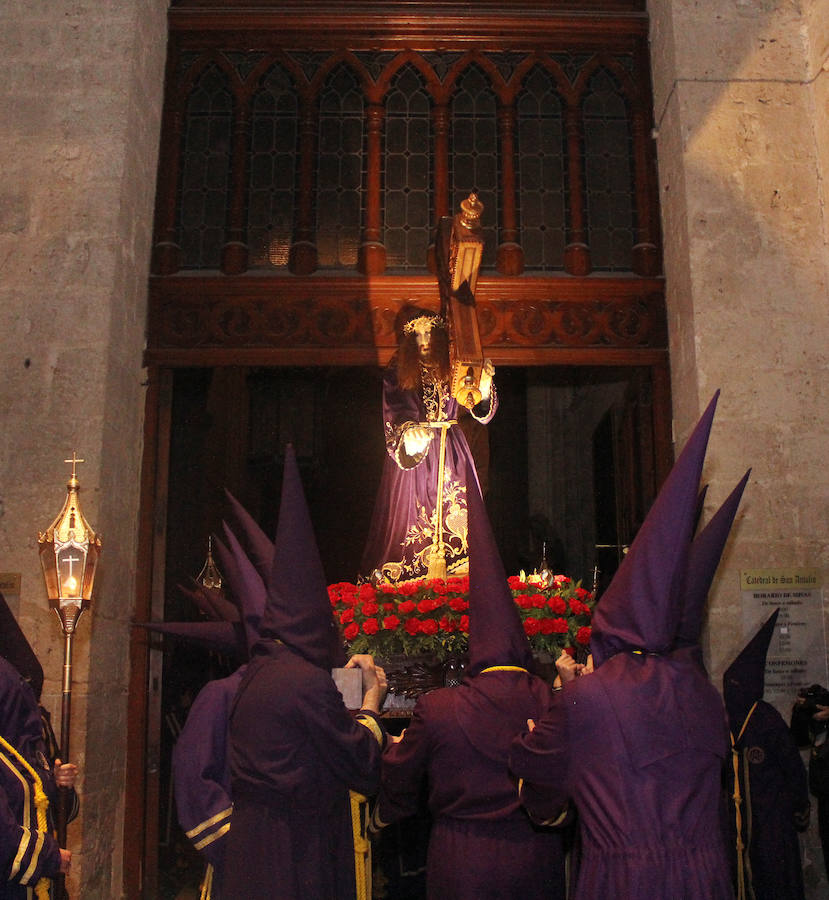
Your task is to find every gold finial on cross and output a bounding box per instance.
[63,453,85,479]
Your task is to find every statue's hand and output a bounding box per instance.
[402,424,431,457]
[479,359,495,399]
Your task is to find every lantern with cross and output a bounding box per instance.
[37,454,101,868]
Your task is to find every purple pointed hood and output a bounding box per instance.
[140,619,240,655]
[590,392,719,668]
[723,608,779,728]
[674,470,751,667]
[224,488,274,582]
[214,522,266,656]
[0,593,44,701]
[257,446,345,669]
[465,469,533,678]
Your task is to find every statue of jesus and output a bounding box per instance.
[361,307,496,582]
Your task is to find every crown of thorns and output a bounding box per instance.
[403,314,446,334]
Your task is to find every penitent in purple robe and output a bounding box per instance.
[172,667,245,897]
[374,670,564,900]
[510,652,733,899]
[224,644,384,900]
[0,657,63,900]
[361,360,496,582]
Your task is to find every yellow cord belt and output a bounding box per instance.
[730,701,758,900]
[349,791,371,900]
[0,735,51,900]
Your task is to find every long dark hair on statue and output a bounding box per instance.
[395,306,451,391]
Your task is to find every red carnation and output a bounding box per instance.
[404,618,421,636]
[420,618,438,636]
[523,617,541,636]
[382,615,400,630]
[531,593,547,608]
[459,614,470,633]
[362,618,379,636]
[399,600,416,615]
[551,618,568,634]
[540,619,555,635]
[576,587,591,600]
[576,626,592,645]
[439,615,456,633]
[362,601,379,616]
[343,623,359,641]
[548,596,566,614]
[340,608,355,625]
[379,583,397,594]
[515,594,533,609]
[448,596,468,612]
[418,597,438,614]
[383,602,395,612]
[569,599,585,615]
[508,576,527,590]
[398,581,419,596]
[358,583,376,600]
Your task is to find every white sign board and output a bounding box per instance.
[740,568,825,717]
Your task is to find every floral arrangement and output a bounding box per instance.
[328,574,594,663]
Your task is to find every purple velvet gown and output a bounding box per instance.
[361,360,496,581]
[375,670,565,900]
[0,658,63,899]
[223,642,385,900]
[173,667,245,897]
[510,652,734,900]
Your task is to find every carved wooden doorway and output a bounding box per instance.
[125,2,669,896]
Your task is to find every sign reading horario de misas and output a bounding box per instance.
[740,568,825,709]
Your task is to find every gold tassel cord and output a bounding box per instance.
[350,791,371,900]
[730,701,758,900]
[199,863,214,900]
[0,735,51,900]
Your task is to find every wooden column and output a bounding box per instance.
[563,104,591,276]
[630,107,659,277]
[358,103,387,274]
[289,96,319,275]
[496,102,524,275]
[151,106,184,276]
[221,104,251,275]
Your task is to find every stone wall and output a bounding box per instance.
[648,0,829,894]
[0,2,167,896]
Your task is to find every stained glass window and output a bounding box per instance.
[384,65,432,270]
[248,65,298,269]
[178,64,232,269]
[316,64,364,268]
[450,65,499,268]
[517,66,566,270]
[583,68,635,271]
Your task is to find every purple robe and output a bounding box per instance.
[726,700,808,900]
[361,359,496,581]
[172,667,245,896]
[510,652,734,900]
[0,658,63,899]
[223,642,385,899]
[375,670,565,900]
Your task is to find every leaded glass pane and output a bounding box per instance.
[583,68,635,271]
[248,64,298,269]
[517,66,566,270]
[383,65,432,270]
[316,65,364,269]
[450,65,498,268]
[178,64,232,269]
